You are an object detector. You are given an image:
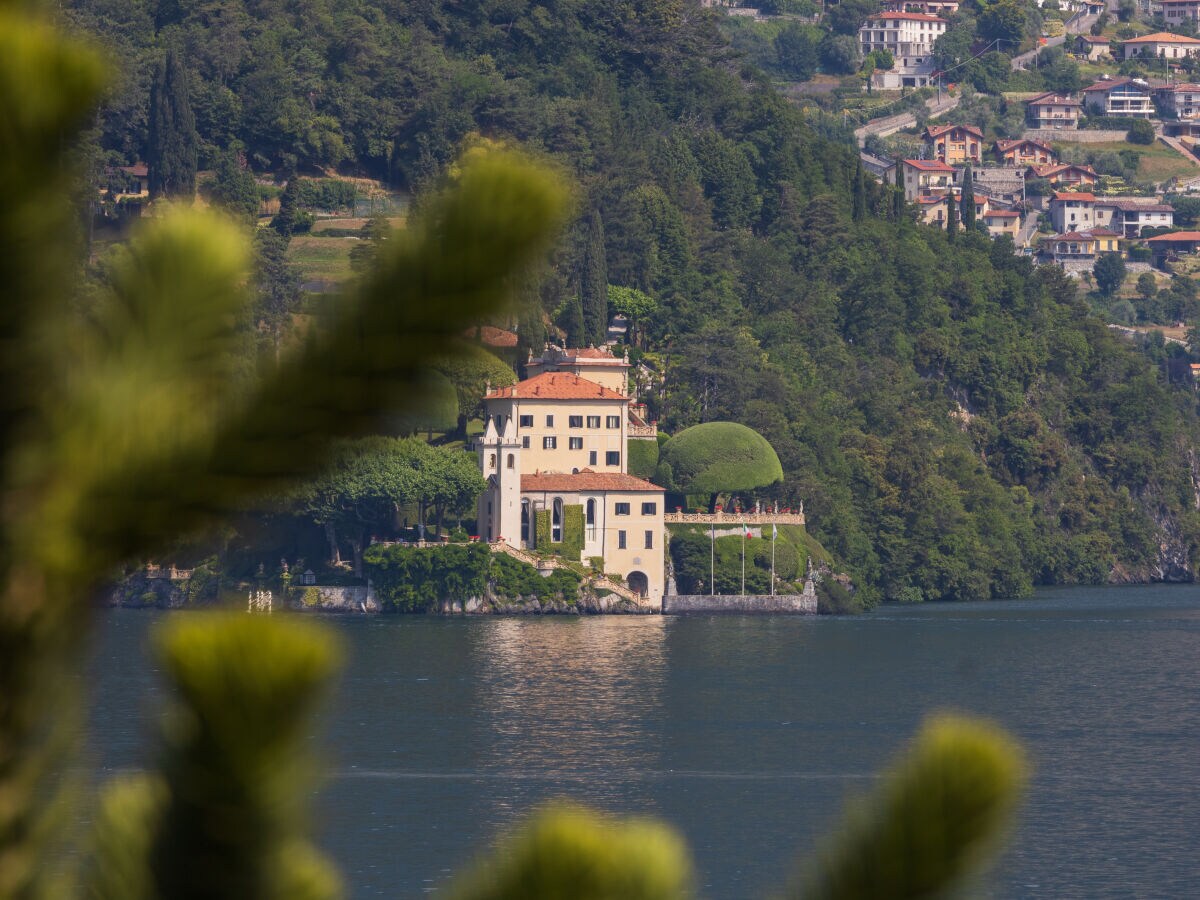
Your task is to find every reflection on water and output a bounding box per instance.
[86,588,1200,898]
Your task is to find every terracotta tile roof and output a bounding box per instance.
[1029,163,1097,177]
[866,11,946,21]
[1147,231,1200,241]
[1082,77,1144,92]
[562,347,617,359]
[484,371,627,401]
[984,210,1021,218]
[1089,228,1122,237]
[1026,91,1081,106]
[903,159,955,172]
[118,163,149,177]
[1122,31,1200,44]
[521,471,664,493]
[917,195,948,205]
[924,124,984,139]
[1105,202,1174,213]
[1053,232,1095,241]
[1076,35,1111,43]
[1157,83,1200,92]
[995,138,1053,153]
[1053,192,1097,202]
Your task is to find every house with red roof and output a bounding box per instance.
[858,12,947,88]
[475,366,665,604]
[1120,31,1200,61]
[994,138,1056,167]
[1025,163,1099,189]
[897,158,955,202]
[1081,78,1155,118]
[1147,230,1200,264]
[1050,191,1098,233]
[1025,91,1082,129]
[1073,35,1114,61]
[1043,229,1122,266]
[922,124,984,164]
[1153,83,1200,119]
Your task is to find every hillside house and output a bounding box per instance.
[1147,230,1200,263]
[1044,229,1122,265]
[995,138,1056,167]
[1050,192,1097,232]
[859,13,947,88]
[1094,198,1175,237]
[923,124,984,164]
[475,370,666,604]
[1026,163,1099,188]
[880,0,959,12]
[1159,0,1200,24]
[897,158,955,201]
[1026,92,1082,129]
[982,209,1022,240]
[1121,31,1200,60]
[1074,35,1113,61]
[1081,78,1156,117]
[1154,83,1200,119]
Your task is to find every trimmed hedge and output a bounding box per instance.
[655,422,782,496]
[627,438,659,479]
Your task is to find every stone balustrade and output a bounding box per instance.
[664,510,805,526]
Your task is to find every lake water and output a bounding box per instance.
[85,586,1200,898]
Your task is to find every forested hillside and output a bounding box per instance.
[65,0,1200,604]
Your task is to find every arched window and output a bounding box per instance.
[586,498,596,539]
[521,500,531,544]
[507,453,515,469]
[552,498,563,543]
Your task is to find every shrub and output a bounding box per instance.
[627,438,659,478]
[655,422,783,507]
[363,542,490,611]
[1126,119,1156,145]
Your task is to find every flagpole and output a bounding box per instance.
[710,519,714,596]
[741,522,746,595]
[771,524,776,596]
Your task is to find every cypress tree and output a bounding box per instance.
[961,167,976,232]
[147,49,197,199]
[273,178,301,237]
[946,192,958,242]
[562,294,586,348]
[579,209,608,345]
[852,159,866,222]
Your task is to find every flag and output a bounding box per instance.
[744,523,752,539]
[772,523,778,541]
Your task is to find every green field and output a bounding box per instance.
[287,234,355,284]
[1052,140,1199,185]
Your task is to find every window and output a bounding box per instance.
[606,451,620,466]
[507,454,515,469]
[641,502,657,515]
[645,531,653,550]
[543,436,557,449]
[519,415,533,428]
[606,416,620,429]
[569,437,583,450]
[617,530,626,549]
[569,415,583,428]
[589,451,598,465]
[587,415,601,428]
[586,498,596,528]
[522,436,530,449]
[521,500,531,543]
[552,498,563,542]
[615,502,630,516]
[545,415,554,427]
[488,453,496,470]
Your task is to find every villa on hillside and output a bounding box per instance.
[1153,83,1200,119]
[858,12,947,88]
[1159,0,1200,25]
[1081,78,1156,118]
[923,124,983,164]
[1074,35,1113,61]
[1025,162,1099,188]
[896,158,955,202]
[475,354,666,604]
[880,0,959,13]
[1042,229,1122,267]
[1120,31,1200,60]
[1025,91,1082,129]
[994,138,1056,167]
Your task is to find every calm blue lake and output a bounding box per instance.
[85,586,1200,897]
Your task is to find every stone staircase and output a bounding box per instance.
[489,540,643,605]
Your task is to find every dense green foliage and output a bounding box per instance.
[627,438,660,479]
[669,525,803,595]
[363,543,582,609]
[363,542,491,610]
[656,423,784,507]
[65,0,1200,603]
[146,48,196,198]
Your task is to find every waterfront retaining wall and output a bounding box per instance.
[291,584,380,613]
[664,591,817,615]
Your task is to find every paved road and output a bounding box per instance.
[1158,133,1200,169]
[1011,9,1098,70]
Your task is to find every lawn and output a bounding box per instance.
[287,234,355,285]
[1052,140,1199,185]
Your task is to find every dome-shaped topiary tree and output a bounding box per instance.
[654,422,782,511]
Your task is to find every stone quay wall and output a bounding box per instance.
[663,592,817,615]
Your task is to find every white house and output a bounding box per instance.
[859,12,947,88]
